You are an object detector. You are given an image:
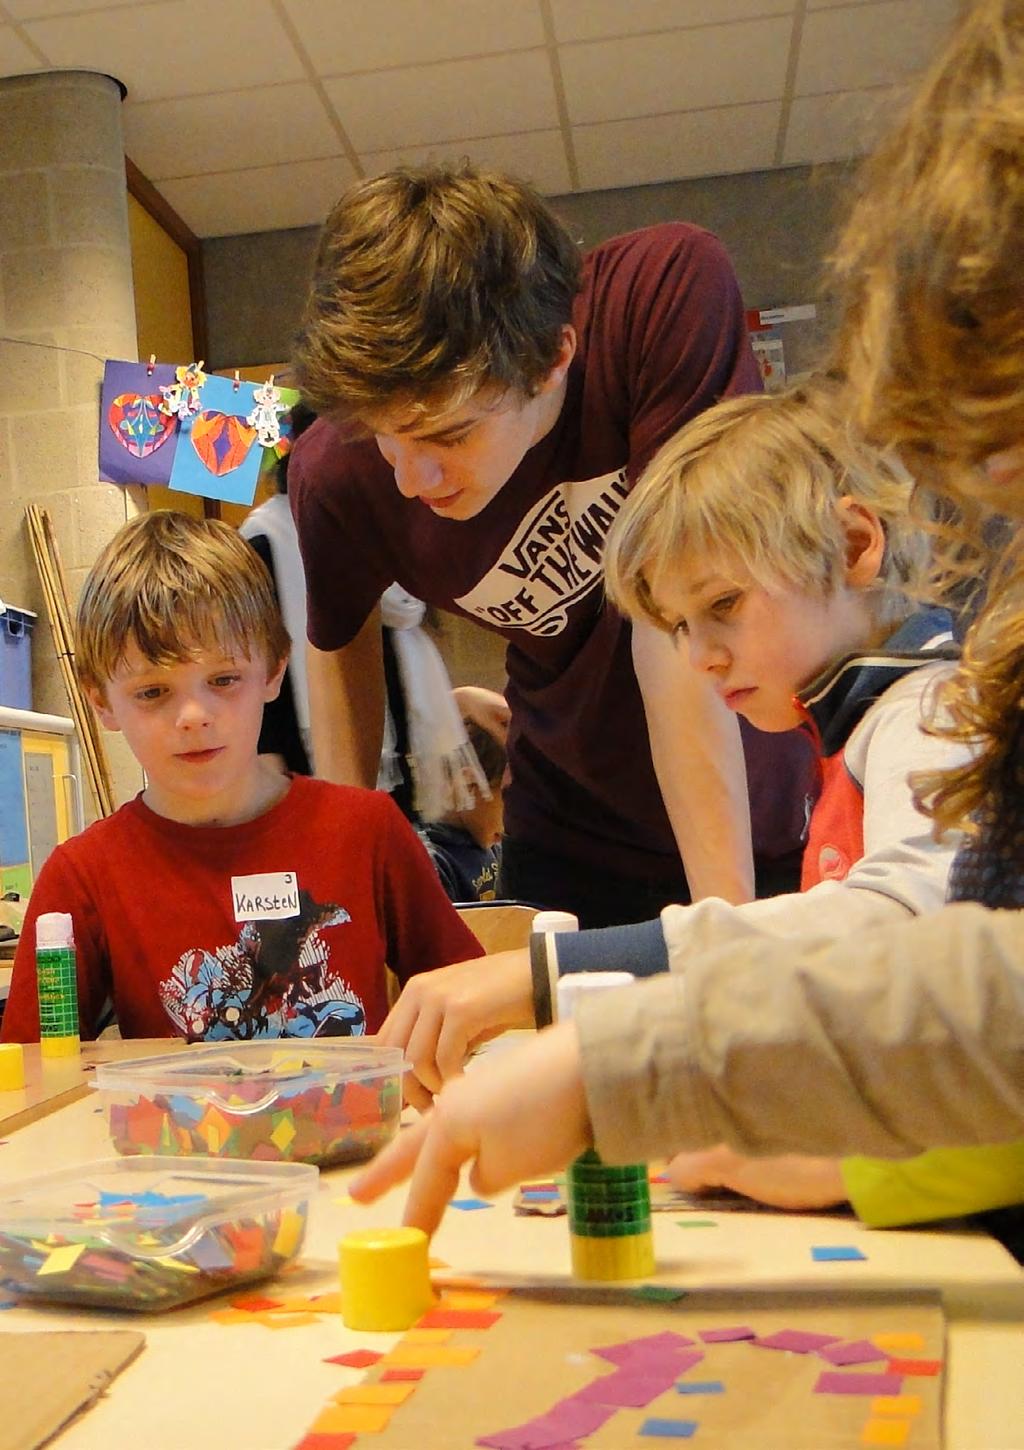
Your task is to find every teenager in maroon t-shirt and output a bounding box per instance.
[290,165,814,927]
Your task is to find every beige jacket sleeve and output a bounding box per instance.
[575,903,1024,1165]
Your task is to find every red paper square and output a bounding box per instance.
[291,1435,356,1450]
[416,1308,502,1330]
[886,1358,943,1376]
[381,1368,426,1382]
[231,1295,283,1313]
[324,1349,382,1368]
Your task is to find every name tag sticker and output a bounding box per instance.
[232,871,300,922]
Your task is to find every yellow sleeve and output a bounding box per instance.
[842,1141,1024,1228]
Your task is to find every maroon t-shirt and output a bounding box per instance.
[290,223,814,879]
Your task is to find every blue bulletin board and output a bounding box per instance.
[0,729,29,867]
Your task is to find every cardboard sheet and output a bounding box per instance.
[357,1287,944,1449]
[0,1330,144,1450]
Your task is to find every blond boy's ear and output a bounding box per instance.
[85,683,120,733]
[263,652,289,704]
[837,496,886,588]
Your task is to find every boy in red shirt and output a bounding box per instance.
[0,511,480,1044]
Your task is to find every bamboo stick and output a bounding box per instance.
[25,504,115,818]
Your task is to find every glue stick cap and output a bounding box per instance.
[531,910,579,934]
[36,912,74,951]
[557,971,636,1024]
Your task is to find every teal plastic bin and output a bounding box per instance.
[0,603,36,711]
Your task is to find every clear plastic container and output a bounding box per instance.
[0,1156,317,1311]
[94,1041,405,1167]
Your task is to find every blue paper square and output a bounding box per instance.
[639,1418,699,1438]
[811,1245,867,1262]
[450,1197,493,1211]
[676,1380,725,1395]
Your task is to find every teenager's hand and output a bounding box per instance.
[452,686,511,745]
[350,1023,591,1236]
[379,950,535,1107]
[667,1144,848,1210]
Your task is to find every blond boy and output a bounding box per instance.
[1,511,479,1044]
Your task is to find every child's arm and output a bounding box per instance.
[0,850,109,1043]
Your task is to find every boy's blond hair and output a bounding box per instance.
[75,511,290,692]
[604,383,931,632]
[293,162,583,422]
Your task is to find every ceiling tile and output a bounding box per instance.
[124,83,340,179]
[5,0,136,16]
[0,24,41,73]
[359,130,572,195]
[324,50,557,152]
[782,85,903,165]
[560,17,792,125]
[553,0,794,43]
[283,0,543,73]
[795,0,960,95]
[23,0,306,102]
[574,102,779,191]
[160,154,357,237]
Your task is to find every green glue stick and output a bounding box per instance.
[36,911,80,1059]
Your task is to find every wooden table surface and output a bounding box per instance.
[0,1037,186,1138]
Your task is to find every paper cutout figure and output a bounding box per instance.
[108,392,177,459]
[159,361,208,420]
[99,360,183,486]
[247,377,288,448]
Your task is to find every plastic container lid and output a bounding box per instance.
[36,912,74,950]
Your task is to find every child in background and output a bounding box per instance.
[349,0,1024,1239]
[0,511,481,1045]
[420,717,506,903]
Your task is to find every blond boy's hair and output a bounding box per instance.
[293,162,583,421]
[75,511,290,692]
[604,384,931,632]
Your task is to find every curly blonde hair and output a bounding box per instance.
[831,0,1024,837]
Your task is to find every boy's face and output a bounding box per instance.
[647,552,874,733]
[89,640,286,825]
[366,329,576,521]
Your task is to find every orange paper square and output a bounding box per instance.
[861,1419,910,1447]
[871,1396,922,1418]
[332,1383,415,1406]
[382,1345,481,1369]
[399,1329,452,1345]
[311,1404,394,1434]
[438,1290,506,1310]
[873,1333,925,1353]
[887,1358,942,1377]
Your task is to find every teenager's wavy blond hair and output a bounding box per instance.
[604,383,931,631]
[76,511,289,693]
[293,163,582,422]
[830,0,1024,835]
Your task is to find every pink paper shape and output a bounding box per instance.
[576,1366,680,1408]
[819,1339,888,1366]
[699,1326,756,1343]
[755,1329,841,1353]
[814,1370,904,1395]
[594,1331,697,1366]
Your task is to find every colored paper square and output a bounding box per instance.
[400,1328,452,1344]
[676,1381,725,1395]
[675,1219,718,1228]
[632,1285,687,1302]
[291,1434,356,1450]
[820,1339,888,1366]
[812,1245,868,1262]
[333,1383,416,1406]
[639,1419,698,1439]
[324,1349,382,1368]
[873,1333,925,1353]
[258,1312,319,1329]
[450,1197,493,1211]
[576,1367,680,1408]
[380,1368,425,1383]
[815,1372,904,1396]
[383,1345,481,1368]
[886,1358,942,1376]
[440,1290,506,1309]
[311,1404,394,1434]
[232,1293,282,1312]
[417,1307,502,1330]
[861,1419,910,1446]
[37,1243,87,1276]
[699,1326,756,1343]
[594,1331,697,1367]
[871,1396,922,1417]
[756,1330,841,1353]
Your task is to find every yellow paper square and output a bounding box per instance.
[271,1295,319,1313]
[439,1290,505,1310]
[401,1328,453,1345]
[873,1332,926,1352]
[333,1383,416,1406]
[311,1403,394,1434]
[37,1243,87,1276]
[862,1418,910,1447]
[271,1207,304,1258]
[870,1395,922,1418]
[257,1312,319,1329]
[209,1308,258,1325]
[383,1344,481,1369]
[309,1292,343,1314]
